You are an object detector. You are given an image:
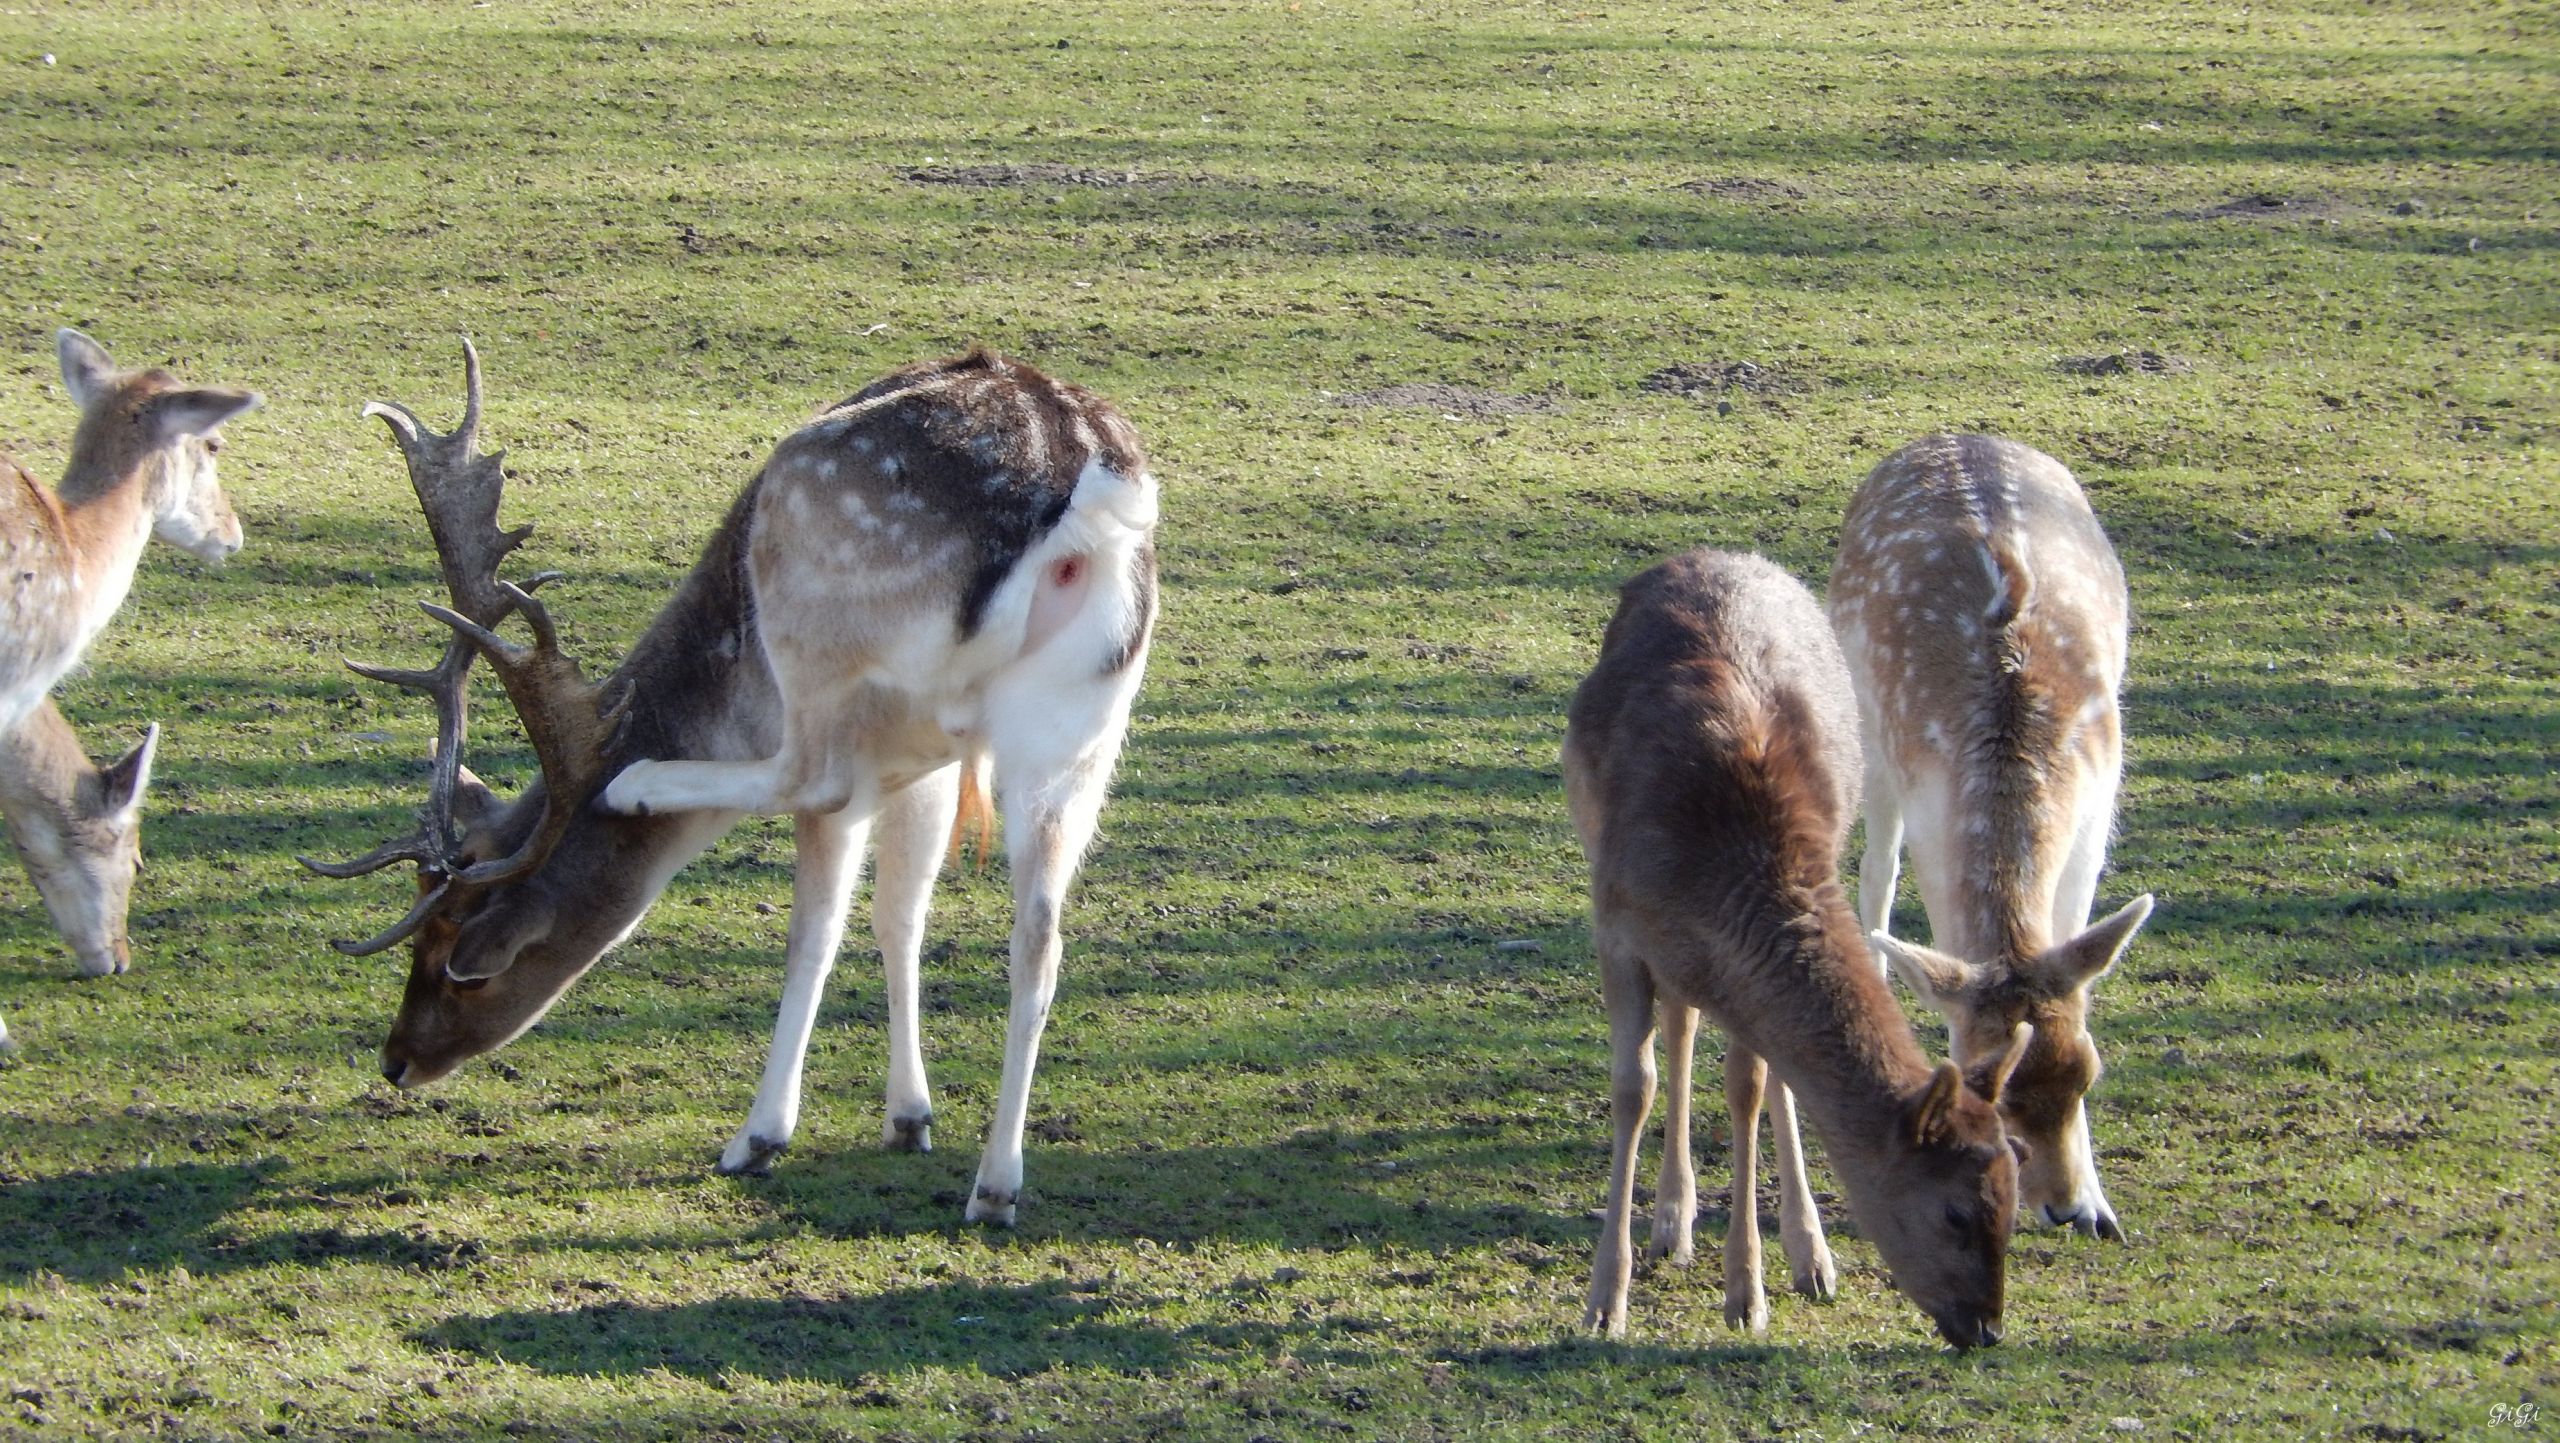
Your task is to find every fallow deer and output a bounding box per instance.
[1566,548,2029,1348]
[306,343,1157,1226]
[2,331,256,736]
[1828,434,2154,1241]
[0,703,158,1047]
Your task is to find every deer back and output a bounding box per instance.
[1828,434,2129,963]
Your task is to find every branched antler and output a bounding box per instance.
[300,341,608,955]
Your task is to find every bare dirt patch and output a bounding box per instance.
[2169,193,2344,221]
[1674,176,1808,202]
[2059,349,2197,376]
[898,162,1196,189]
[1638,360,1801,399]
[1329,383,1564,418]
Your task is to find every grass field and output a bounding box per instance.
[0,0,2552,1438]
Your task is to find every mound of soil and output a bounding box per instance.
[1639,360,1797,398]
[2059,350,2196,377]
[1330,383,1564,417]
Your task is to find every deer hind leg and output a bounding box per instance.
[1767,1082,1838,1300]
[961,674,1136,1227]
[1723,1045,1770,1332]
[720,795,877,1176]
[870,764,959,1152]
[603,666,872,818]
[1582,933,1655,1337]
[1647,1000,1699,1267]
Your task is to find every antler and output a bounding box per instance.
[300,341,607,955]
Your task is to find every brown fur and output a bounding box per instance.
[1569,549,2022,1348]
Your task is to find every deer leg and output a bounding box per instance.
[1767,1082,1838,1300]
[961,712,1126,1226]
[1582,939,1655,1337]
[1647,1000,1699,1266]
[870,765,958,1153]
[1855,755,1905,947]
[720,797,876,1176]
[603,675,866,818]
[1723,1045,1770,1332]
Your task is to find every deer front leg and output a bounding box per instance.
[1647,1000,1699,1267]
[1583,945,1655,1337]
[1723,1045,1770,1333]
[1855,758,1905,945]
[720,799,875,1176]
[870,765,959,1152]
[603,679,867,818]
[1767,1082,1838,1301]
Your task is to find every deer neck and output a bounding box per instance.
[1733,889,1938,1155]
[46,452,158,635]
[596,478,779,771]
[0,707,87,838]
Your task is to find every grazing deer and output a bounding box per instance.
[306,343,1157,1226]
[1828,434,2154,1241]
[1566,548,2028,1349]
[2,331,255,735]
[0,703,158,1045]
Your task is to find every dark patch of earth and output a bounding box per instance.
[1639,360,1799,398]
[898,162,1198,189]
[2059,349,2196,376]
[1675,176,1808,201]
[1330,383,1564,417]
[2169,193,2341,221]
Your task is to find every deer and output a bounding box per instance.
[0,329,253,1048]
[304,342,1157,1226]
[3,330,256,735]
[0,702,158,1047]
[1566,547,2030,1349]
[1827,434,2155,1242]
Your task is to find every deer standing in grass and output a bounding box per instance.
[307,344,1157,1225]
[1828,434,2154,1241]
[0,330,254,1045]
[1566,548,2029,1348]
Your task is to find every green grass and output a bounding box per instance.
[0,0,2552,1437]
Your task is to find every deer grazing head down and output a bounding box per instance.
[311,343,1159,1228]
[1830,433,2154,1240]
[1567,548,2024,1348]
[0,703,158,981]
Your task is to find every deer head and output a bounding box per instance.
[56,328,254,562]
[299,342,623,1085]
[0,707,158,978]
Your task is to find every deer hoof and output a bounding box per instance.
[1793,1253,1838,1302]
[1644,1235,1695,1268]
[964,1185,1018,1227]
[717,1134,788,1177]
[598,764,660,816]
[1580,1299,1628,1338]
[1723,1289,1769,1333]
[884,1114,934,1152]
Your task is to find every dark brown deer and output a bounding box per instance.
[1829,435,2153,1240]
[306,343,1157,1225]
[1565,548,2028,1347]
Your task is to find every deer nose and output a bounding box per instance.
[381,1057,408,1086]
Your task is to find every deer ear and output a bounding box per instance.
[1968,1022,2035,1106]
[1871,931,1982,1011]
[143,387,261,446]
[1910,1060,1966,1147]
[443,898,552,982]
[97,723,161,821]
[2028,894,2154,997]
[58,328,117,408]
[453,765,503,837]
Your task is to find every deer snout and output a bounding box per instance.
[1934,1309,2004,1350]
[75,936,131,978]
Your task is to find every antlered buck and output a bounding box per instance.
[1829,435,2154,1240]
[306,344,1157,1225]
[1,330,254,1046]
[1566,549,2029,1348]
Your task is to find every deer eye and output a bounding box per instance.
[203,434,224,455]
